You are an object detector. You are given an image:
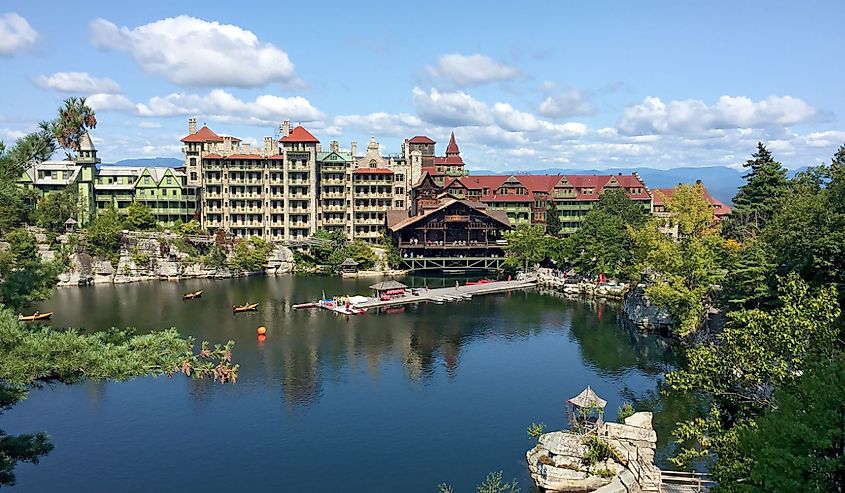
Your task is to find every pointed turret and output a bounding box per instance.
[445,131,460,156]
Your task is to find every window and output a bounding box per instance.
[369,160,377,169]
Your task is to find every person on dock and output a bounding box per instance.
[455,280,459,290]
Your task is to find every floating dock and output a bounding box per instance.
[354,278,537,310]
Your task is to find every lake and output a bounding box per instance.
[4,275,686,492]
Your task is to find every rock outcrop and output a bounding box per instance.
[526,412,660,492]
[622,283,673,333]
[55,231,295,286]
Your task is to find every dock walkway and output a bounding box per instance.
[355,278,537,310]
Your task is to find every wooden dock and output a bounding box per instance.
[355,279,537,310]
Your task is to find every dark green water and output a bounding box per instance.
[4,276,686,492]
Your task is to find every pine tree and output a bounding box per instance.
[729,142,789,236]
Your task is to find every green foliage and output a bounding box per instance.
[328,240,377,270]
[228,237,273,272]
[721,240,776,310]
[379,232,402,270]
[0,228,60,310]
[476,471,520,493]
[504,224,547,270]
[200,245,227,269]
[130,247,150,266]
[437,471,520,493]
[545,202,561,236]
[594,467,616,479]
[526,422,546,439]
[727,142,789,238]
[310,229,347,265]
[123,202,157,231]
[569,189,647,278]
[667,274,840,469]
[582,435,613,467]
[631,184,725,336]
[617,402,635,423]
[719,355,845,492]
[50,97,97,157]
[175,220,203,236]
[85,206,123,265]
[33,187,77,232]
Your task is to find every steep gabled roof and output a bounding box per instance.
[181,125,224,143]
[389,198,512,231]
[445,131,460,155]
[279,126,319,143]
[79,131,96,151]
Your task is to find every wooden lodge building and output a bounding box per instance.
[387,197,512,271]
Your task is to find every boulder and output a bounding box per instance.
[623,412,653,430]
[604,423,657,447]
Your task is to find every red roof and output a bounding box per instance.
[267,154,285,160]
[353,168,394,175]
[203,153,223,159]
[446,174,650,201]
[227,153,263,160]
[408,136,435,144]
[181,125,224,143]
[433,156,465,166]
[653,186,732,217]
[445,131,460,155]
[280,126,319,143]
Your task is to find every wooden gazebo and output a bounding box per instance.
[566,386,607,433]
[338,257,359,274]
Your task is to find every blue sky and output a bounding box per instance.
[1,0,844,170]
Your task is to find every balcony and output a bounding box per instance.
[322,218,346,225]
[399,241,505,249]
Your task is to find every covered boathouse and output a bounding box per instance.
[386,197,512,272]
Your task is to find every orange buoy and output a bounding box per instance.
[257,334,266,343]
[257,326,267,335]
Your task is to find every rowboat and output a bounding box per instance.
[292,302,317,310]
[183,290,203,300]
[232,303,259,313]
[19,312,52,322]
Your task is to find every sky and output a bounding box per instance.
[1,0,844,171]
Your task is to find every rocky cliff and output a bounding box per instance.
[55,232,294,286]
[622,283,673,334]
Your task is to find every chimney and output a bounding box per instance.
[243,142,251,152]
[330,140,339,153]
[264,137,273,155]
[188,118,197,134]
[281,120,291,137]
[351,141,358,157]
[316,143,322,153]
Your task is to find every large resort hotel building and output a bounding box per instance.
[17,117,730,241]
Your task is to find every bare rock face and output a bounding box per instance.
[57,252,94,286]
[265,245,294,275]
[622,283,673,332]
[527,414,661,492]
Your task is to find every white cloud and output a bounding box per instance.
[805,130,845,148]
[88,89,323,126]
[35,72,121,94]
[426,53,519,87]
[90,16,299,88]
[412,87,492,127]
[619,95,819,135]
[0,128,27,141]
[0,13,37,57]
[538,89,595,118]
[140,144,183,156]
[333,112,424,137]
[87,93,137,112]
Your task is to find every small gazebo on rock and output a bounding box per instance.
[566,386,607,433]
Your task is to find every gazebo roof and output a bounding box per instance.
[369,280,408,291]
[567,386,607,409]
[339,257,359,266]
[64,218,78,224]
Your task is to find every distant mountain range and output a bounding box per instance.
[466,166,807,204]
